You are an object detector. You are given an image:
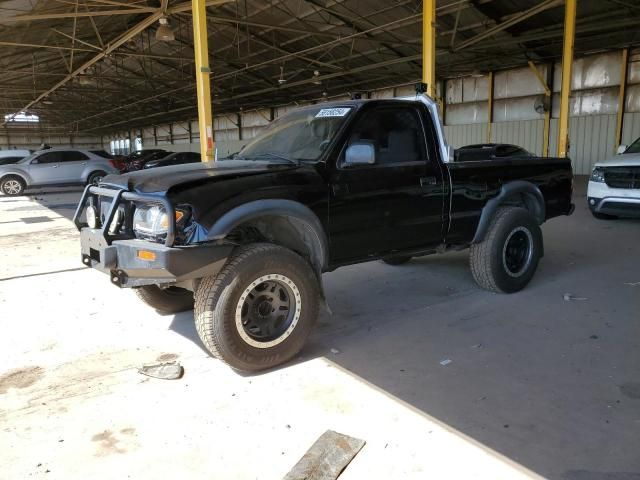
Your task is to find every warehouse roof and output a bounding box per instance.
[0,0,638,133]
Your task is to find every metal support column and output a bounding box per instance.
[192,0,214,161]
[528,60,551,157]
[487,71,494,143]
[422,0,436,98]
[557,0,576,158]
[615,48,629,151]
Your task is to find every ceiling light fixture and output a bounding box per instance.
[278,66,287,85]
[312,70,322,85]
[156,16,175,42]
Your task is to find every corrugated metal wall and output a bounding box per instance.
[444,48,640,175]
[103,48,640,175]
[0,131,102,151]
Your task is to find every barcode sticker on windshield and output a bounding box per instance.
[315,108,351,118]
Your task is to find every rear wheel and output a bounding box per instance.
[135,285,194,315]
[1,176,26,196]
[194,243,319,372]
[470,207,542,293]
[382,255,412,265]
[87,171,107,186]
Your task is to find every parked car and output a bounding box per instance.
[588,136,640,219]
[456,143,532,162]
[144,151,202,169]
[74,93,574,371]
[90,149,127,172]
[0,148,120,196]
[122,149,168,172]
[0,149,32,166]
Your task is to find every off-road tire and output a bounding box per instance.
[135,285,194,314]
[382,256,412,265]
[470,207,542,293]
[591,211,618,220]
[87,171,107,186]
[194,243,320,372]
[1,176,26,196]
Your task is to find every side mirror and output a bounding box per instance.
[30,158,39,164]
[617,145,628,154]
[345,142,376,166]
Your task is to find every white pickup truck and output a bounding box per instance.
[588,137,640,219]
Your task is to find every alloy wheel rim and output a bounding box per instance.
[3,180,21,195]
[235,274,301,349]
[502,226,534,277]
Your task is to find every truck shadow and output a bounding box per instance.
[1,189,84,222]
[165,179,639,479]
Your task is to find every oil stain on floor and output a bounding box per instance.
[0,366,44,394]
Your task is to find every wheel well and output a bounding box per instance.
[472,182,545,244]
[500,192,544,221]
[0,174,26,185]
[225,215,325,275]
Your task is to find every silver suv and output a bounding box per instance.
[0,148,120,196]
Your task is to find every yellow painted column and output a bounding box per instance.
[615,48,629,151]
[192,0,214,161]
[487,71,494,143]
[422,0,436,98]
[557,0,576,158]
[528,61,551,157]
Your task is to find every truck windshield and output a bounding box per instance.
[237,106,353,162]
[625,137,640,154]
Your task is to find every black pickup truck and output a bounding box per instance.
[74,93,574,371]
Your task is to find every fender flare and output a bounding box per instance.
[0,171,29,186]
[207,199,329,271]
[472,180,545,244]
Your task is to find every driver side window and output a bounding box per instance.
[341,106,427,167]
[34,152,61,164]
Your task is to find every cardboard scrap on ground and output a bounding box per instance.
[283,430,365,480]
[138,362,184,380]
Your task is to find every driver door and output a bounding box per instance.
[28,151,64,185]
[328,104,445,264]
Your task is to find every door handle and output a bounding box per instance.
[52,165,59,168]
[80,162,87,166]
[420,176,437,187]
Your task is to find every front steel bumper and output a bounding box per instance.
[74,185,233,288]
[80,228,232,288]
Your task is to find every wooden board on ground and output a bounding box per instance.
[283,430,365,480]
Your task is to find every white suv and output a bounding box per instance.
[0,148,120,196]
[588,137,640,219]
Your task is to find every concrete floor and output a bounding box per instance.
[0,178,638,480]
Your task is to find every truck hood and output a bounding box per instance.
[594,152,640,168]
[101,159,298,194]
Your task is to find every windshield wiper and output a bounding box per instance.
[243,152,299,164]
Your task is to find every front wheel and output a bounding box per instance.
[470,207,542,293]
[135,285,194,314]
[194,243,320,372]
[1,176,26,196]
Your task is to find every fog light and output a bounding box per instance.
[86,205,98,228]
[137,250,156,261]
[109,209,123,234]
[589,199,596,206]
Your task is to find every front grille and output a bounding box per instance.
[604,167,640,189]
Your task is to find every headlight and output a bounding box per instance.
[590,167,605,183]
[133,205,186,238]
[86,205,98,229]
